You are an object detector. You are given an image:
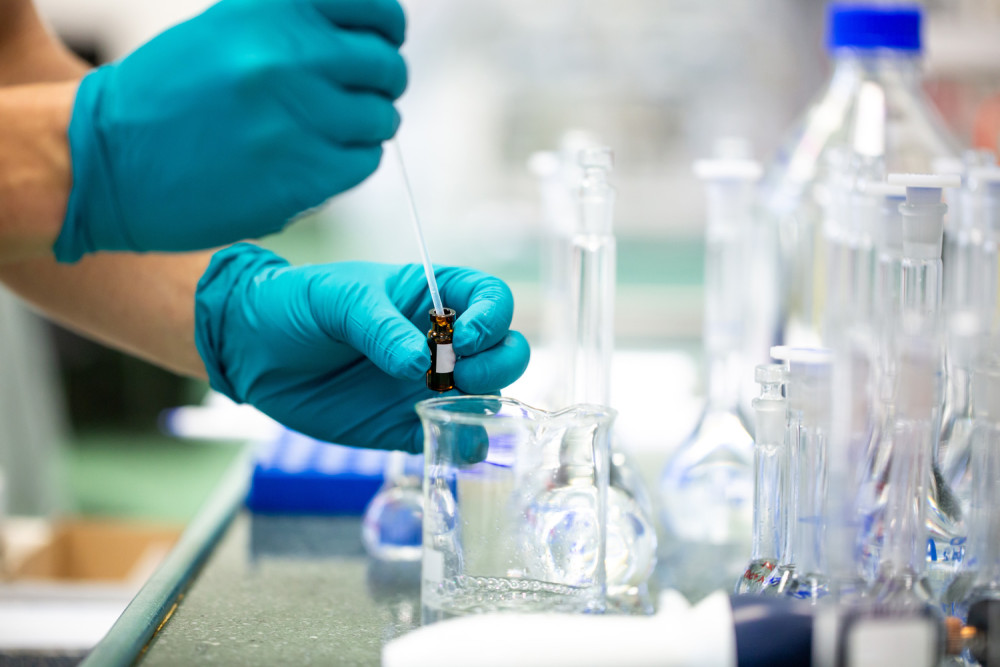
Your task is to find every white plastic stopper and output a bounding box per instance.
[887,173,961,259]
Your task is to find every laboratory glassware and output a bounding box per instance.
[783,348,834,603]
[761,347,796,597]
[824,337,876,604]
[945,337,1000,628]
[735,364,786,594]
[759,2,959,351]
[659,157,760,598]
[940,169,1000,528]
[426,307,457,392]
[558,146,657,610]
[856,181,907,583]
[870,325,939,608]
[529,130,602,405]
[416,396,614,622]
[887,173,965,602]
[361,451,424,562]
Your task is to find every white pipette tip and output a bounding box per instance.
[393,139,445,317]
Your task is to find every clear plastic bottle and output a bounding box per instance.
[659,158,760,598]
[759,3,960,351]
[735,364,787,595]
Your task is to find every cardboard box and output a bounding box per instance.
[4,518,182,584]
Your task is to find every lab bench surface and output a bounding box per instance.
[83,452,419,667]
[141,514,419,666]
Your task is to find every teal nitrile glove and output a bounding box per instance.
[55,0,407,263]
[194,244,531,453]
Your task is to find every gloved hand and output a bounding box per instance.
[194,244,531,452]
[55,0,407,263]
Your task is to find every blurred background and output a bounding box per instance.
[1,0,999,527]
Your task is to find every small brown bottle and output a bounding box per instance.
[426,307,457,392]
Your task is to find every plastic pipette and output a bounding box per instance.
[393,139,445,316]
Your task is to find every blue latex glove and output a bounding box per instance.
[55,0,407,262]
[194,244,531,453]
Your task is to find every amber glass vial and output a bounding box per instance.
[426,307,457,391]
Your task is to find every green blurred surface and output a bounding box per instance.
[64,431,243,523]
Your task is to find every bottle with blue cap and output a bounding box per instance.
[757,3,961,355]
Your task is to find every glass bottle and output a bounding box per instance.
[426,308,457,392]
[659,157,760,598]
[735,364,787,594]
[759,3,960,351]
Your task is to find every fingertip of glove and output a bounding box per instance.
[453,331,530,394]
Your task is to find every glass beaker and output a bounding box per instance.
[416,396,614,622]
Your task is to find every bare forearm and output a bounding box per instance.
[0,81,77,261]
[0,0,88,262]
[0,252,211,379]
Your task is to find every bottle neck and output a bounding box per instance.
[829,49,923,87]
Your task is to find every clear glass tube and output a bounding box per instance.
[736,364,786,594]
[784,352,833,602]
[560,147,657,610]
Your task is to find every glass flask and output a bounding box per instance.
[870,327,939,608]
[945,335,1000,626]
[559,146,657,612]
[735,364,787,594]
[659,157,760,598]
[416,396,614,622]
[857,181,907,584]
[897,175,965,602]
[940,169,1000,541]
[361,451,424,562]
[783,348,834,603]
[759,3,959,352]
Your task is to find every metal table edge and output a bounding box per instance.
[80,445,255,667]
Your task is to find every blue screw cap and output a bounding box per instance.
[827,3,922,53]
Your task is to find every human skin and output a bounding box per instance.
[0,0,211,379]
